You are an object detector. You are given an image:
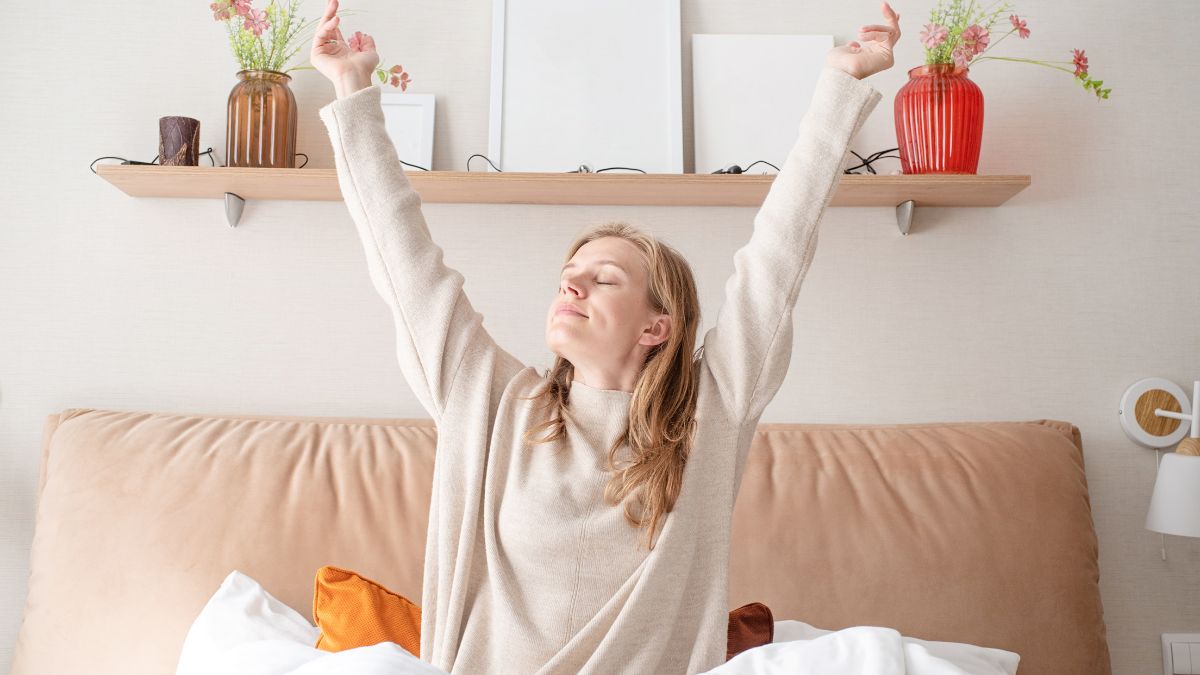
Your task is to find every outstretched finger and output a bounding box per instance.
[313,15,339,48]
[313,17,330,48]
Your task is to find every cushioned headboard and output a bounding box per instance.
[728,420,1110,674]
[12,409,1109,674]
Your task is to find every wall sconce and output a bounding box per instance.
[1119,378,1200,560]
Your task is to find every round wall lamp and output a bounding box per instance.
[1118,377,1198,454]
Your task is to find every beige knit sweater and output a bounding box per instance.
[318,64,882,675]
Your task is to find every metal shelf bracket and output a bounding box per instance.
[224,192,246,228]
[896,199,915,235]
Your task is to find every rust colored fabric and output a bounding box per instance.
[313,565,422,657]
[726,602,774,661]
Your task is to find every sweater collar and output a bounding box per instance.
[566,379,632,429]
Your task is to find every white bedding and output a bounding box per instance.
[709,621,1019,675]
[176,571,1019,675]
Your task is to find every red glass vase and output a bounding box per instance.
[894,63,983,174]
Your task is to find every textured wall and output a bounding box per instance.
[1,1,1195,673]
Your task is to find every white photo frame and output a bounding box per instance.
[380,91,436,172]
[488,0,682,173]
[692,34,833,175]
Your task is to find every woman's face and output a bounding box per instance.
[546,236,671,387]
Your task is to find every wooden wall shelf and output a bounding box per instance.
[95,165,1031,235]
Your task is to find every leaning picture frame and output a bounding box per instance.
[487,0,683,174]
[380,91,436,172]
[692,34,833,175]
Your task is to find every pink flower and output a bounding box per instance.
[1008,14,1030,39]
[390,64,403,74]
[1072,48,1088,77]
[919,23,948,49]
[232,0,252,17]
[210,1,231,21]
[390,75,400,87]
[243,7,269,36]
[951,43,973,68]
[960,24,990,55]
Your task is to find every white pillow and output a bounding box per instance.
[773,620,1020,675]
[176,571,323,675]
[175,570,445,675]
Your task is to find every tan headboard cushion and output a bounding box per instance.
[730,419,1110,674]
[12,409,1109,675]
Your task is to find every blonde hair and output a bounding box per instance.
[520,221,703,551]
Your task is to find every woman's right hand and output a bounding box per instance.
[311,0,379,97]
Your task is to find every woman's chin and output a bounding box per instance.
[545,333,582,360]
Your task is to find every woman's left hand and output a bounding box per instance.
[825,1,901,80]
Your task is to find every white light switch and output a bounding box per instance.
[1173,642,1192,674]
[1163,634,1200,675]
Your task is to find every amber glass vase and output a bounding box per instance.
[893,63,984,174]
[226,69,298,168]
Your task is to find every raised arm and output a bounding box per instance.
[313,4,524,424]
[699,64,883,425]
[318,88,524,423]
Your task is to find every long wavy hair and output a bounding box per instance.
[520,221,704,551]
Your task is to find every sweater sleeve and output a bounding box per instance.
[318,85,525,424]
[699,65,883,425]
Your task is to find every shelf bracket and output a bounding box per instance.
[895,200,915,236]
[224,192,246,228]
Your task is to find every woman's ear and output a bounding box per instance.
[640,313,672,347]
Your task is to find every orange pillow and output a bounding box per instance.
[726,601,774,661]
[312,565,421,657]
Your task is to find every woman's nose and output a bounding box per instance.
[561,278,583,296]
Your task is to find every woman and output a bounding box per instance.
[311,3,900,673]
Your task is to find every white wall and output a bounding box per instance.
[2,1,1196,673]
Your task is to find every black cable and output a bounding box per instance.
[712,160,781,174]
[89,148,312,173]
[90,147,215,174]
[466,154,645,173]
[89,146,897,177]
[466,154,503,172]
[843,147,900,174]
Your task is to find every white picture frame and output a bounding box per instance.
[488,0,682,174]
[692,34,833,175]
[380,91,436,172]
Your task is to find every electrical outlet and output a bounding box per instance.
[1163,634,1200,675]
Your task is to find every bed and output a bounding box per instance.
[10,407,1110,674]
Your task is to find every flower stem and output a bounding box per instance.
[973,27,1015,58]
[969,55,1078,76]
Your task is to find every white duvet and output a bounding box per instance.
[176,571,1019,675]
